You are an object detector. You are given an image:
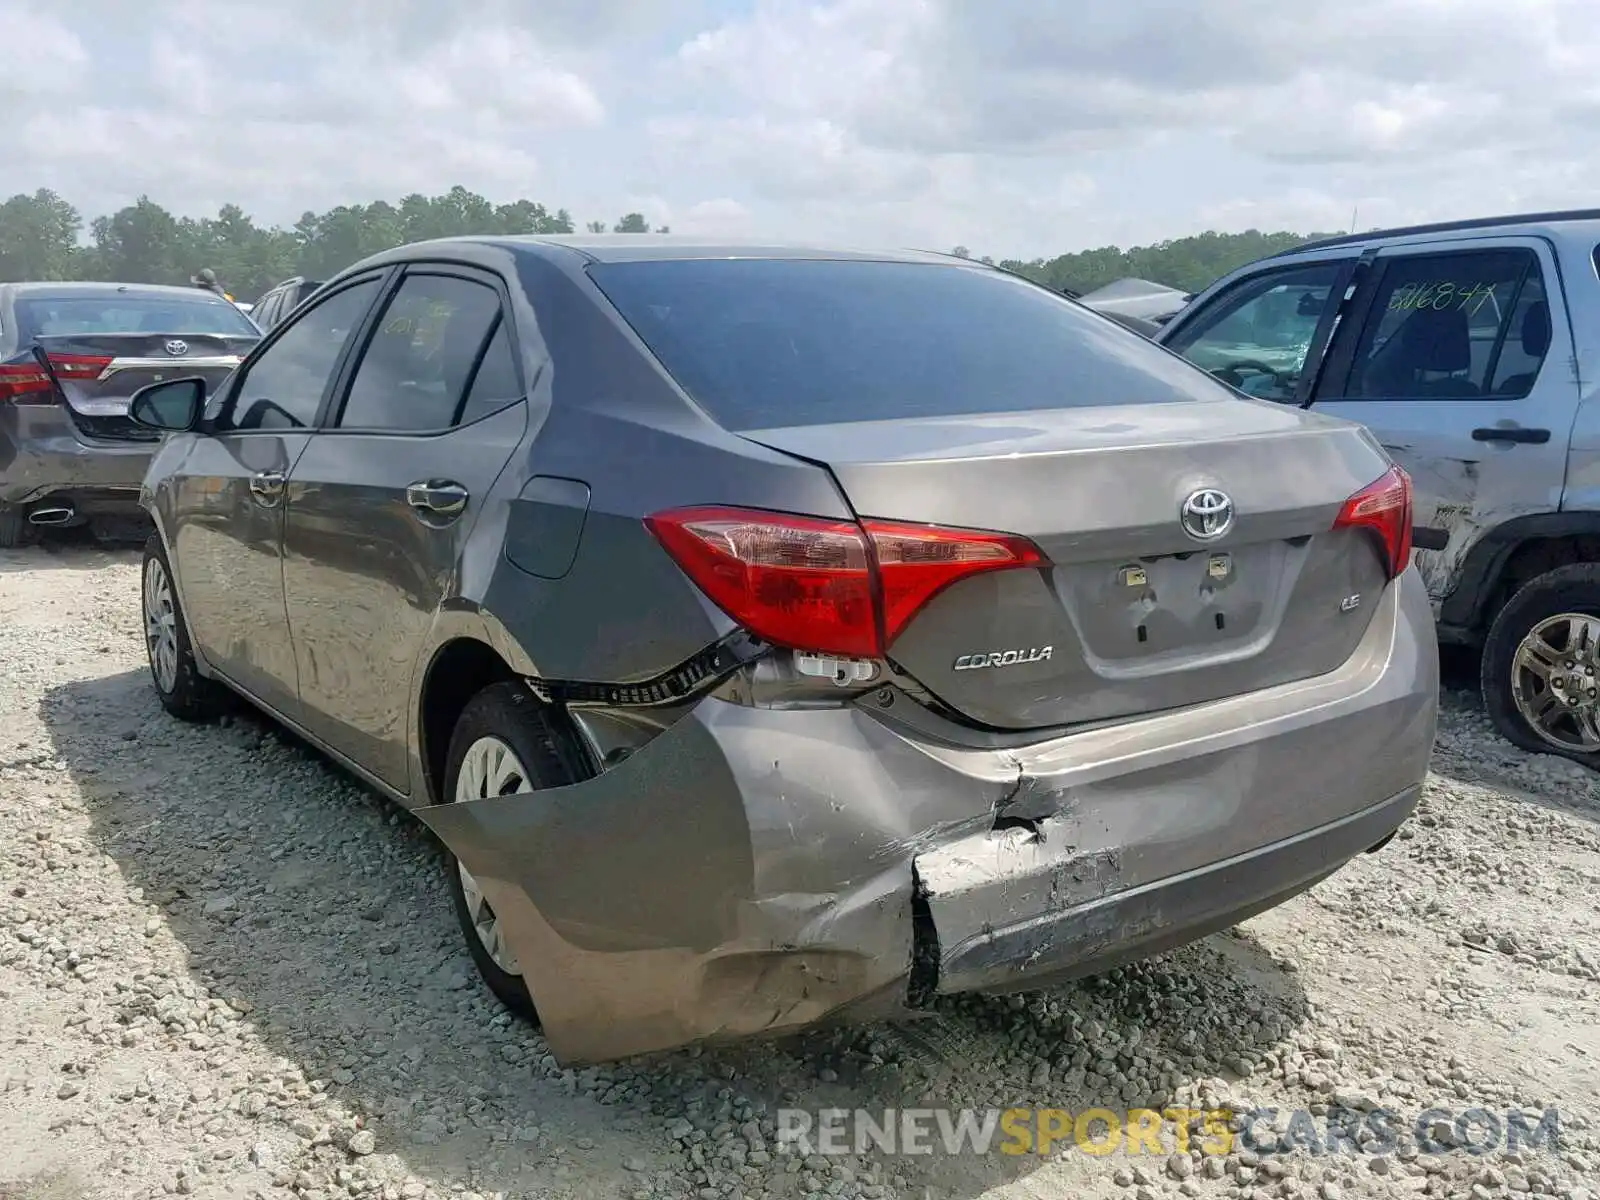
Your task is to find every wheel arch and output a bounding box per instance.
[1438,512,1600,642]
[414,635,520,809]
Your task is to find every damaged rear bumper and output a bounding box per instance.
[414,570,1437,1065]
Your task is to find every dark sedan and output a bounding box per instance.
[0,282,260,546]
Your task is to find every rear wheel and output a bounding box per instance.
[441,681,591,1022]
[1482,563,1600,766]
[141,534,229,721]
[0,505,23,549]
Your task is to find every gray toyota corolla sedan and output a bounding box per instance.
[126,236,1438,1065]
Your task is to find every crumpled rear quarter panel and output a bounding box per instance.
[412,701,1015,1063]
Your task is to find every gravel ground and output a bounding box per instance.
[2,541,1599,1200]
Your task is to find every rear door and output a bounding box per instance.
[165,274,388,718]
[1308,237,1575,607]
[281,263,528,791]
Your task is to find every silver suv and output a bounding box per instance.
[1159,208,1600,765]
[126,236,1437,1064]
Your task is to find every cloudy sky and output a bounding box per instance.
[5,0,1596,259]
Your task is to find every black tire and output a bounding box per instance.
[1482,563,1600,765]
[0,505,23,549]
[441,680,592,1023]
[141,533,230,722]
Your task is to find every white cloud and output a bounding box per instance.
[0,4,88,95]
[4,0,1600,259]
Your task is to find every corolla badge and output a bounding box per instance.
[1179,488,1234,541]
[164,339,189,357]
[953,646,1053,671]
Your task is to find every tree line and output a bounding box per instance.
[0,185,1338,302]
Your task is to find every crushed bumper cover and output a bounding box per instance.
[415,570,1437,1065]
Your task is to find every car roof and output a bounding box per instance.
[1,281,234,301]
[365,234,970,268]
[1274,207,1600,258]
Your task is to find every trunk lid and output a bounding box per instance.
[32,333,255,442]
[743,395,1397,730]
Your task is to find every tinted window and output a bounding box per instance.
[338,274,502,431]
[260,291,286,328]
[223,279,380,431]
[456,320,523,425]
[588,259,1224,431]
[1163,262,1345,403]
[1336,249,1544,400]
[15,293,259,339]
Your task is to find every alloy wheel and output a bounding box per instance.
[1511,611,1600,753]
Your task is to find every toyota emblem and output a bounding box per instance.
[1180,488,1234,541]
[164,339,189,357]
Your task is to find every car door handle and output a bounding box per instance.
[249,471,285,506]
[406,480,469,518]
[1472,426,1550,444]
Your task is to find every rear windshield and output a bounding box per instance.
[15,294,259,340]
[587,258,1223,430]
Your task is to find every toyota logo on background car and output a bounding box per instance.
[1180,488,1234,541]
[164,339,189,357]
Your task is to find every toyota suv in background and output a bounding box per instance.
[126,235,1436,1064]
[0,282,261,546]
[248,276,324,331]
[1157,208,1600,766]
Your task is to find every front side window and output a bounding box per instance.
[1335,249,1545,400]
[1162,261,1346,403]
[337,273,503,431]
[221,278,381,431]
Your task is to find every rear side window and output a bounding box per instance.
[588,259,1227,431]
[456,321,523,425]
[15,293,259,339]
[337,273,505,431]
[1334,249,1547,400]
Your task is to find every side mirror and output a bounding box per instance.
[129,377,206,433]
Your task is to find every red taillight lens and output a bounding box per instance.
[0,353,111,404]
[862,518,1047,643]
[645,505,1046,658]
[1334,465,1413,580]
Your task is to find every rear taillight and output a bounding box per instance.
[1334,465,1413,580]
[0,353,111,404]
[645,505,1046,658]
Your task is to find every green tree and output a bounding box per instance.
[998,229,1340,295]
[0,184,1345,305]
[0,189,81,280]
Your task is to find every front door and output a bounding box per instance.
[1308,236,1575,609]
[281,265,528,792]
[168,275,386,718]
